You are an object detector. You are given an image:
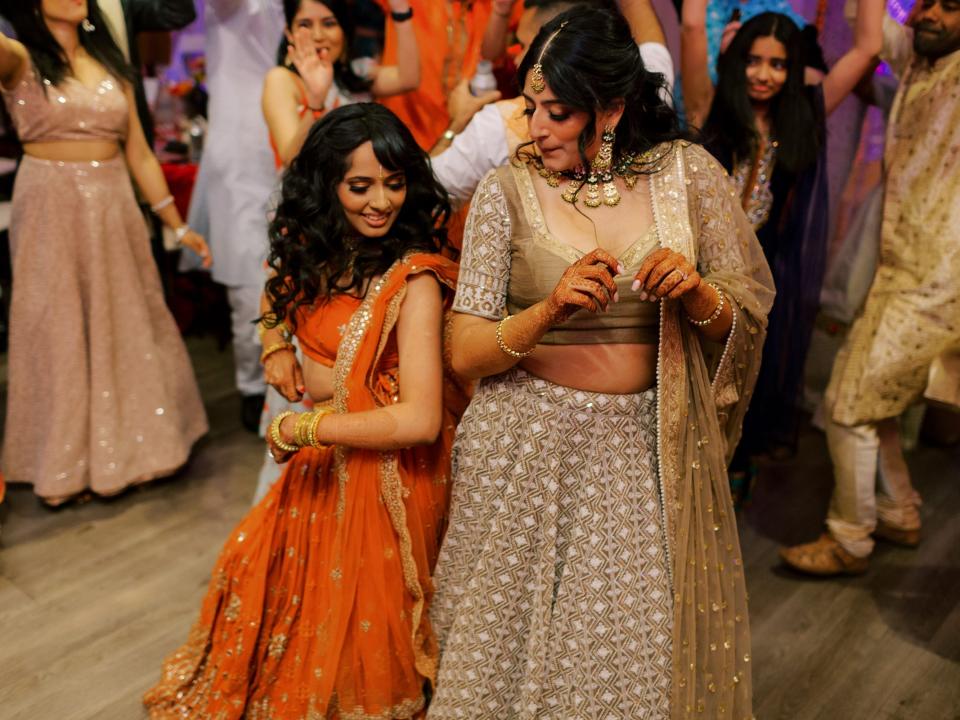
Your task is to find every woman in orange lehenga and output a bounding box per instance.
[144,103,467,719]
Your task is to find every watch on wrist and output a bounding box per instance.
[390,7,414,22]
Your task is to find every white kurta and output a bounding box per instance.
[188,0,284,287]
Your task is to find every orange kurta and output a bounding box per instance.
[144,254,467,719]
[376,0,492,149]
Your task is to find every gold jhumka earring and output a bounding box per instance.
[584,126,619,208]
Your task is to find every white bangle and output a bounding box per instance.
[174,225,190,244]
[150,195,174,214]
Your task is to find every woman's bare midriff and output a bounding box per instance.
[520,343,658,394]
[23,140,121,163]
[302,357,335,403]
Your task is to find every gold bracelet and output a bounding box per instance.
[258,319,291,342]
[293,411,314,448]
[309,407,334,449]
[496,315,535,359]
[270,411,299,453]
[260,341,295,364]
[686,282,726,327]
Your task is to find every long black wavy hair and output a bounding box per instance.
[1,0,136,88]
[264,103,451,331]
[276,0,371,96]
[515,5,694,172]
[705,13,824,174]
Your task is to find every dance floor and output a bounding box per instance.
[0,336,958,719]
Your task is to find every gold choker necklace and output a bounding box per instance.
[528,153,641,209]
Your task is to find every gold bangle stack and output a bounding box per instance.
[687,282,726,327]
[261,341,295,364]
[269,411,299,453]
[496,315,535,359]
[293,407,335,449]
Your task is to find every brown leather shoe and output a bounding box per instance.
[874,519,921,548]
[779,534,869,576]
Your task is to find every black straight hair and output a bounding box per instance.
[277,0,371,96]
[705,12,824,174]
[515,5,694,173]
[1,0,136,88]
[264,103,451,331]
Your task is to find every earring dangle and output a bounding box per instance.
[82,18,96,32]
[588,126,619,208]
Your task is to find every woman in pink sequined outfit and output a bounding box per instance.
[0,0,211,505]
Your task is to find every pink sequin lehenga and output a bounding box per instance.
[0,67,207,504]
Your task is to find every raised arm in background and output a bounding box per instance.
[482,0,520,61]
[369,0,421,96]
[680,0,715,128]
[820,0,884,113]
[619,0,668,45]
[0,33,28,90]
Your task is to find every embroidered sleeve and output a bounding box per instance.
[683,144,750,277]
[451,171,512,321]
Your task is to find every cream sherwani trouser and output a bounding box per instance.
[825,416,922,558]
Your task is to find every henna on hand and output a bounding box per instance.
[632,247,701,301]
[544,248,623,324]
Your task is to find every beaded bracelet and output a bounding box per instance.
[496,315,534,359]
[260,341,295,364]
[150,195,174,214]
[686,282,726,327]
[269,411,299,453]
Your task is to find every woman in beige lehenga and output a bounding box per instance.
[0,0,210,505]
[428,7,774,719]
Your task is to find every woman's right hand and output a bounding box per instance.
[542,249,622,325]
[264,348,305,402]
[290,27,334,109]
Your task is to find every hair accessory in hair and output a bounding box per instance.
[530,64,546,94]
[529,20,569,95]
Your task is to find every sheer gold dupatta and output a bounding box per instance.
[650,143,775,719]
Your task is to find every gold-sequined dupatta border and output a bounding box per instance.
[648,142,696,583]
[330,265,400,519]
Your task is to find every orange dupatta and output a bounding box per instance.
[144,254,467,720]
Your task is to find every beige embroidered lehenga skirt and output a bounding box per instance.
[2,156,208,503]
[429,368,673,719]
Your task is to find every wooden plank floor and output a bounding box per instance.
[1,337,958,719]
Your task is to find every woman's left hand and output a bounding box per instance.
[180,228,212,268]
[632,248,701,301]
